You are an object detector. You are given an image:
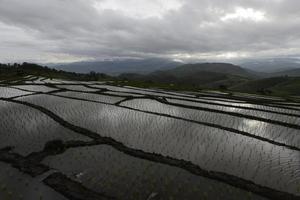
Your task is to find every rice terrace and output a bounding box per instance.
[0,73,299,200]
[1,0,300,199]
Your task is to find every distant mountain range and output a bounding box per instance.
[50,57,300,76]
[231,76,300,96]
[47,58,300,95]
[119,63,254,88]
[118,62,300,95]
[238,58,300,73]
[50,58,182,75]
[2,60,300,96]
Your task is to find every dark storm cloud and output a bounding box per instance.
[0,0,300,62]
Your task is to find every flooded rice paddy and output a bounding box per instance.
[0,76,299,200]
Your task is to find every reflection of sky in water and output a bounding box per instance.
[168,99,300,124]
[13,85,57,93]
[20,94,300,195]
[168,98,300,116]
[98,85,300,116]
[242,118,261,129]
[122,99,300,148]
[44,145,267,200]
[58,91,124,104]
[0,86,31,98]
[0,101,89,156]
[56,85,99,92]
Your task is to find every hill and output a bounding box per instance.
[231,76,300,96]
[119,63,254,89]
[269,68,300,77]
[0,62,112,82]
[50,58,182,75]
[2,62,300,97]
[165,63,255,77]
[239,58,300,73]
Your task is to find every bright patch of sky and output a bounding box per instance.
[94,0,183,19]
[221,7,267,22]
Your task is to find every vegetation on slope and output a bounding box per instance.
[270,68,300,77]
[1,62,300,98]
[0,63,112,82]
[51,58,182,75]
[231,76,300,96]
[118,63,253,90]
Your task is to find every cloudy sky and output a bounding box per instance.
[0,0,299,63]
